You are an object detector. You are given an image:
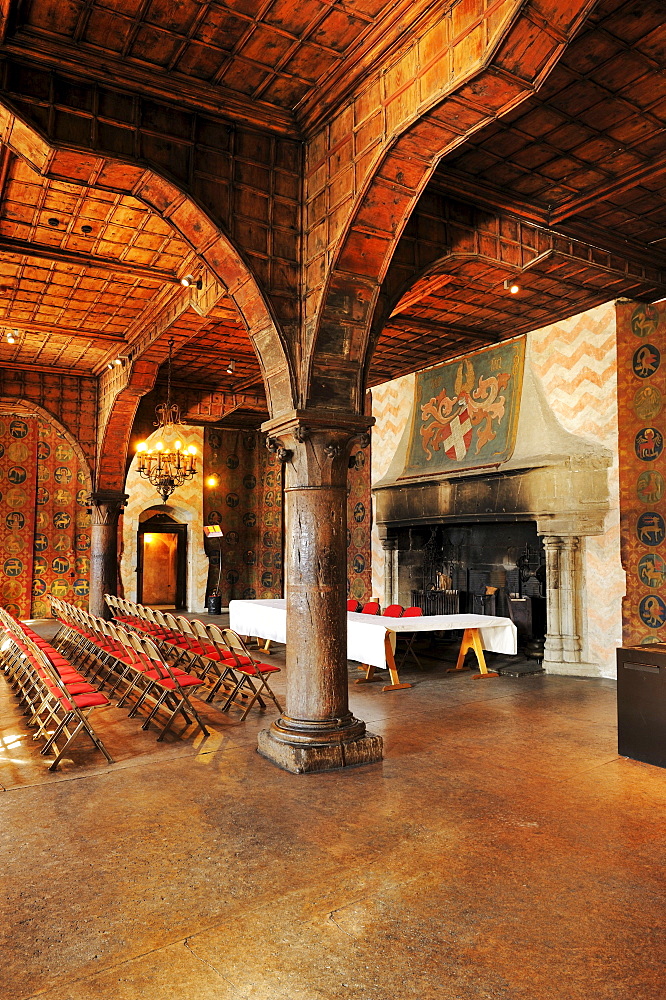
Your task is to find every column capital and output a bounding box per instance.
[88,490,128,526]
[261,410,374,489]
[261,409,373,440]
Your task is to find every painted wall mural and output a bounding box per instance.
[401,338,525,477]
[203,428,283,605]
[203,427,372,608]
[347,443,372,605]
[617,300,666,645]
[0,412,91,619]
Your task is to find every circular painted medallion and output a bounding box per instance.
[635,426,664,461]
[631,302,660,338]
[636,511,666,546]
[632,344,661,378]
[639,594,666,628]
[9,419,28,438]
[638,552,666,588]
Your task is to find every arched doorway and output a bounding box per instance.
[137,512,187,609]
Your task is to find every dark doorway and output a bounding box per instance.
[137,514,187,609]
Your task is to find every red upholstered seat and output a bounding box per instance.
[402,606,423,617]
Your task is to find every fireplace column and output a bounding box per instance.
[560,535,583,662]
[257,412,383,773]
[89,489,127,618]
[543,533,584,671]
[381,535,398,608]
[543,535,564,663]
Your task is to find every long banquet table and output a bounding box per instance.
[229,599,517,691]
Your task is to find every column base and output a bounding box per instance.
[543,658,602,678]
[257,728,383,774]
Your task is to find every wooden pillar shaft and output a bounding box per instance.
[88,490,126,618]
[257,412,382,770]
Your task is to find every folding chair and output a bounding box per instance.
[219,629,283,721]
[128,635,210,741]
[190,618,238,695]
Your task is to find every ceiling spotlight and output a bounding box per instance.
[180,273,202,289]
[114,358,122,365]
[107,362,114,369]
[7,331,15,344]
[226,359,236,374]
[81,224,93,235]
[47,217,60,227]
[504,279,520,294]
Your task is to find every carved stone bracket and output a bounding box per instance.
[265,436,292,463]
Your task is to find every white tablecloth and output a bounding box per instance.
[229,600,516,668]
[372,613,517,655]
[229,599,393,669]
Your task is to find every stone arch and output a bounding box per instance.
[305,1,594,411]
[0,104,296,467]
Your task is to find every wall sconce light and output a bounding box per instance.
[226,360,236,374]
[504,279,520,294]
[206,476,218,487]
[180,274,203,290]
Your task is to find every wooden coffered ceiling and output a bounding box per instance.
[0,0,665,405]
[370,0,666,385]
[1,0,441,133]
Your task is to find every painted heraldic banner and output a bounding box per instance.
[401,337,526,478]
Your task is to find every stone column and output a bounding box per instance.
[543,533,587,672]
[542,535,564,663]
[88,490,127,618]
[560,535,583,662]
[381,534,398,609]
[257,411,383,773]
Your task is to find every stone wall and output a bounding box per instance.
[120,425,207,613]
[529,302,622,676]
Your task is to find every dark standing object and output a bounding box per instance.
[207,591,222,615]
[617,644,666,768]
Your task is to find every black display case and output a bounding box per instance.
[617,644,666,768]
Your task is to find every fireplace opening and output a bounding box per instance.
[395,521,546,651]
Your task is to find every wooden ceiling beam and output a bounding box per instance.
[386,315,502,344]
[431,170,666,271]
[0,235,182,283]
[1,38,297,137]
[0,359,93,377]
[0,316,127,343]
[550,154,666,225]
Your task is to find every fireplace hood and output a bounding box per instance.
[374,360,612,538]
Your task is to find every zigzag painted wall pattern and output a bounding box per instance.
[529,301,622,675]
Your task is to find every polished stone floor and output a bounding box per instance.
[1,622,665,1000]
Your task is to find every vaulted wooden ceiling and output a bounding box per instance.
[371,0,666,385]
[2,0,440,132]
[1,0,666,409]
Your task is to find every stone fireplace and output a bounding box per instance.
[374,363,613,676]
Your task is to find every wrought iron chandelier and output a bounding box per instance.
[135,337,197,503]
